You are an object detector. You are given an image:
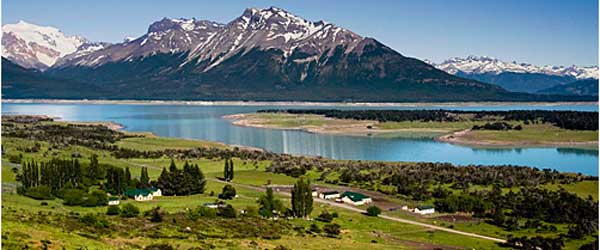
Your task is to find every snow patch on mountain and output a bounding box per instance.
[2,20,86,68]
[429,56,598,80]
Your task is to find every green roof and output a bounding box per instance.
[322,191,339,195]
[417,205,434,210]
[126,188,152,197]
[341,191,370,202]
[108,196,119,201]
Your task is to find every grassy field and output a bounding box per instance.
[115,135,227,151]
[2,120,597,249]
[466,123,598,143]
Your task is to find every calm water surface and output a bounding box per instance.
[2,102,598,176]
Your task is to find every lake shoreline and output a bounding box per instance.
[3,98,597,108]
[224,113,599,150]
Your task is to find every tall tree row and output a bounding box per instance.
[19,158,83,191]
[291,178,313,218]
[223,158,234,181]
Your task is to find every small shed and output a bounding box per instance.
[108,196,120,205]
[319,191,341,200]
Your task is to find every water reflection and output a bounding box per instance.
[556,148,599,157]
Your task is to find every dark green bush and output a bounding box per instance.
[63,189,86,206]
[323,223,341,237]
[24,185,54,200]
[217,204,237,218]
[366,206,381,216]
[106,205,121,216]
[218,184,236,200]
[120,203,140,218]
[316,211,334,222]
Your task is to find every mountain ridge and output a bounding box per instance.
[427,56,598,93]
[3,7,597,102]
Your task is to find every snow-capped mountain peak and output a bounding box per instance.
[430,56,598,79]
[2,20,86,69]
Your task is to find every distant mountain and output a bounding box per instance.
[4,8,595,102]
[2,57,107,98]
[537,79,599,96]
[428,56,598,93]
[2,20,107,70]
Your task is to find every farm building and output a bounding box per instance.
[341,191,372,206]
[126,188,161,201]
[149,187,162,197]
[203,202,227,209]
[318,191,341,200]
[108,196,120,205]
[414,205,435,215]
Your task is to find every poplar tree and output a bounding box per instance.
[140,167,149,187]
[291,178,313,218]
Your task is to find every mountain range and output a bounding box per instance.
[2,7,596,101]
[427,56,598,95]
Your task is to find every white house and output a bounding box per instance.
[311,189,318,197]
[318,191,340,200]
[203,202,227,209]
[150,187,162,197]
[414,205,435,215]
[126,188,154,201]
[341,191,372,206]
[108,196,120,205]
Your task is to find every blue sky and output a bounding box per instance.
[3,0,598,66]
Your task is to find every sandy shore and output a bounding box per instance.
[223,113,446,136]
[225,113,599,149]
[3,99,597,107]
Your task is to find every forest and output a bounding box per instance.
[257,109,599,130]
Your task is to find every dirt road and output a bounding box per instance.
[209,178,506,244]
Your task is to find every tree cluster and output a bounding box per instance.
[154,160,206,196]
[291,178,313,218]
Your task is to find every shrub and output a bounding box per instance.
[316,211,334,222]
[24,185,54,200]
[366,206,382,216]
[218,184,236,200]
[217,204,237,218]
[309,223,321,233]
[106,205,121,216]
[243,206,259,217]
[323,223,341,237]
[86,190,108,207]
[187,205,219,220]
[120,203,140,218]
[146,206,164,222]
[80,213,97,225]
[63,189,86,206]
[7,154,21,164]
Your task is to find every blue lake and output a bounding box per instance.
[2,102,598,176]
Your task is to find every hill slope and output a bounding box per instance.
[537,79,599,96]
